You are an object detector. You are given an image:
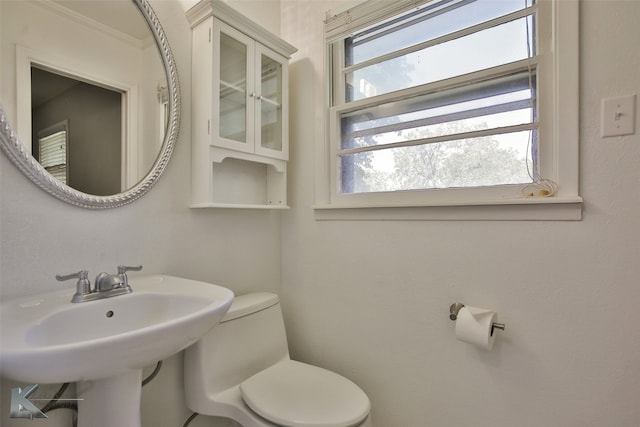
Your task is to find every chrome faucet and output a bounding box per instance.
[95,272,123,292]
[56,265,142,303]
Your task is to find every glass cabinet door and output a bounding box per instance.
[259,54,282,151]
[219,32,247,143]
[214,20,255,153]
[255,46,288,160]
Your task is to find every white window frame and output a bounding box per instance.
[315,0,582,220]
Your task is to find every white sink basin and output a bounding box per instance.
[0,274,233,426]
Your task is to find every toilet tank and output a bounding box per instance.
[184,292,290,398]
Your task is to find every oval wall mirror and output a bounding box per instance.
[0,0,180,208]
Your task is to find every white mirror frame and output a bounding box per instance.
[0,0,180,209]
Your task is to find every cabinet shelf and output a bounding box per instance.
[220,79,245,95]
[221,78,245,89]
[190,148,288,209]
[220,80,281,109]
[191,202,289,209]
[260,96,280,108]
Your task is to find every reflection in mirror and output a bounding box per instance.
[31,67,122,195]
[0,0,179,207]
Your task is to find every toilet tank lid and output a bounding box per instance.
[222,292,280,322]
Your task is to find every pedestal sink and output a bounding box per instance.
[0,274,234,427]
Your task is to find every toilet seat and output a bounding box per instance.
[240,360,371,427]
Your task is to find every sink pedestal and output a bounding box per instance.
[77,370,143,427]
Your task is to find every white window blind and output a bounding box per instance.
[38,125,68,184]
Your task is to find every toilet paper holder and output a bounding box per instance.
[449,303,505,335]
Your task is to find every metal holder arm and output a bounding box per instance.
[449,302,465,321]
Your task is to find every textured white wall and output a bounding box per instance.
[280,1,640,426]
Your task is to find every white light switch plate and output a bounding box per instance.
[601,94,636,137]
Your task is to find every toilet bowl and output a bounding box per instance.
[184,292,372,427]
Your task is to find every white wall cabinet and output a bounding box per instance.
[187,0,297,208]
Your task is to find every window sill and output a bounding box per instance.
[313,196,583,221]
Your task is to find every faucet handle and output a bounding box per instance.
[56,270,92,302]
[117,265,142,289]
[56,270,89,282]
[117,265,143,274]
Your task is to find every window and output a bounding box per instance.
[37,121,69,184]
[320,0,581,218]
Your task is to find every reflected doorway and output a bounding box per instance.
[31,66,122,196]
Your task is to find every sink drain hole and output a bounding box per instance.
[106,310,114,318]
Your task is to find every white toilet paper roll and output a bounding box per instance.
[454,306,497,350]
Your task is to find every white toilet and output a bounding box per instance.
[184,292,372,427]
